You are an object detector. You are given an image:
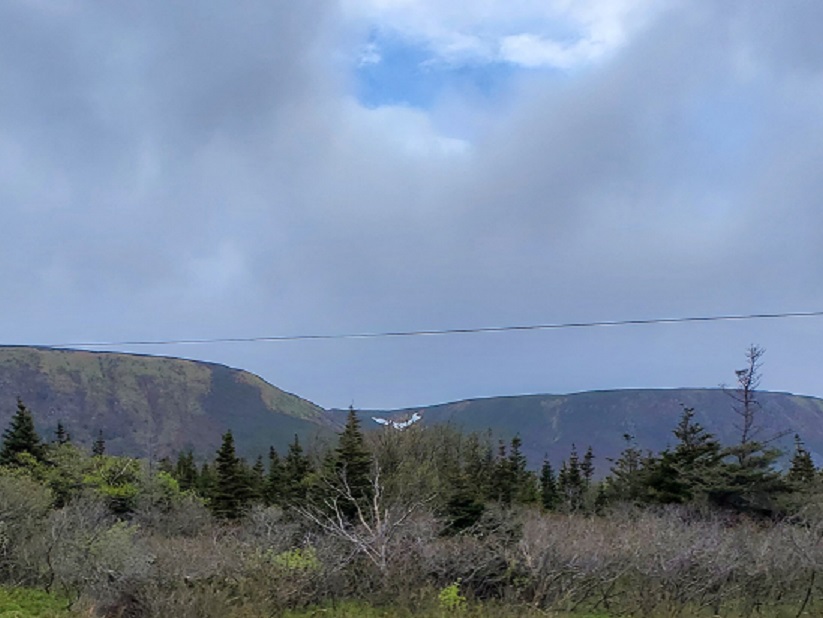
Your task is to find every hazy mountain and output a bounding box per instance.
[343,389,823,470]
[3,346,822,472]
[0,346,335,459]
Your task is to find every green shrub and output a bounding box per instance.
[437,580,466,613]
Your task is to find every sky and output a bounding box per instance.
[2,0,823,410]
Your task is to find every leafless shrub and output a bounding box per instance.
[0,472,53,585]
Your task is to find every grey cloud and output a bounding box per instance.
[2,1,823,408]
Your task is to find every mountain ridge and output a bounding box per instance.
[337,387,823,469]
[0,346,335,459]
[2,346,823,470]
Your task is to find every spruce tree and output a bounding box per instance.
[788,435,816,486]
[175,449,199,492]
[211,431,251,519]
[197,462,216,497]
[581,446,595,489]
[708,348,788,516]
[443,472,485,534]
[510,436,539,504]
[265,446,284,506]
[558,444,585,511]
[336,408,372,493]
[0,398,45,466]
[92,430,106,456]
[54,421,70,445]
[283,434,311,506]
[606,435,649,504]
[248,455,266,504]
[540,458,558,510]
[334,407,373,519]
[490,441,513,505]
[646,407,722,504]
[463,432,494,500]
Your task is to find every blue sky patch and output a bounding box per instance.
[355,33,523,109]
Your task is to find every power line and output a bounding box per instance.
[36,310,823,349]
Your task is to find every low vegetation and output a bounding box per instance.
[1,346,823,617]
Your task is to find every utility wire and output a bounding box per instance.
[36,310,823,349]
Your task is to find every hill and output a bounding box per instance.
[340,388,823,471]
[3,346,823,471]
[0,346,335,459]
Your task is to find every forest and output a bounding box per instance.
[2,346,823,617]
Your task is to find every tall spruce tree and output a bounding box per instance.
[581,446,595,489]
[558,444,585,512]
[211,431,251,519]
[283,434,311,505]
[606,435,650,504]
[248,455,266,504]
[540,458,558,510]
[0,398,45,466]
[508,435,538,503]
[334,407,373,519]
[491,440,514,505]
[646,407,722,504]
[265,446,284,506]
[174,449,199,492]
[709,347,788,516]
[788,435,816,487]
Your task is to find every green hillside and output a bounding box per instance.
[0,346,334,459]
[347,388,823,470]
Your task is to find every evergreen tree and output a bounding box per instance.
[334,407,373,504]
[646,407,722,504]
[581,446,595,489]
[0,398,45,466]
[558,444,585,512]
[248,455,266,504]
[707,348,789,516]
[283,434,311,505]
[707,442,786,516]
[174,449,199,492]
[462,432,494,501]
[508,435,537,503]
[157,456,174,475]
[197,462,216,497]
[443,472,485,534]
[92,430,106,457]
[540,458,558,510]
[265,446,284,506]
[606,435,650,504]
[211,431,251,519]
[490,440,513,505]
[788,435,816,486]
[54,421,70,445]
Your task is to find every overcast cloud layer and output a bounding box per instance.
[2,1,823,409]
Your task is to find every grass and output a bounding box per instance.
[0,586,76,617]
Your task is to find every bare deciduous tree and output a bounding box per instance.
[297,460,435,577]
